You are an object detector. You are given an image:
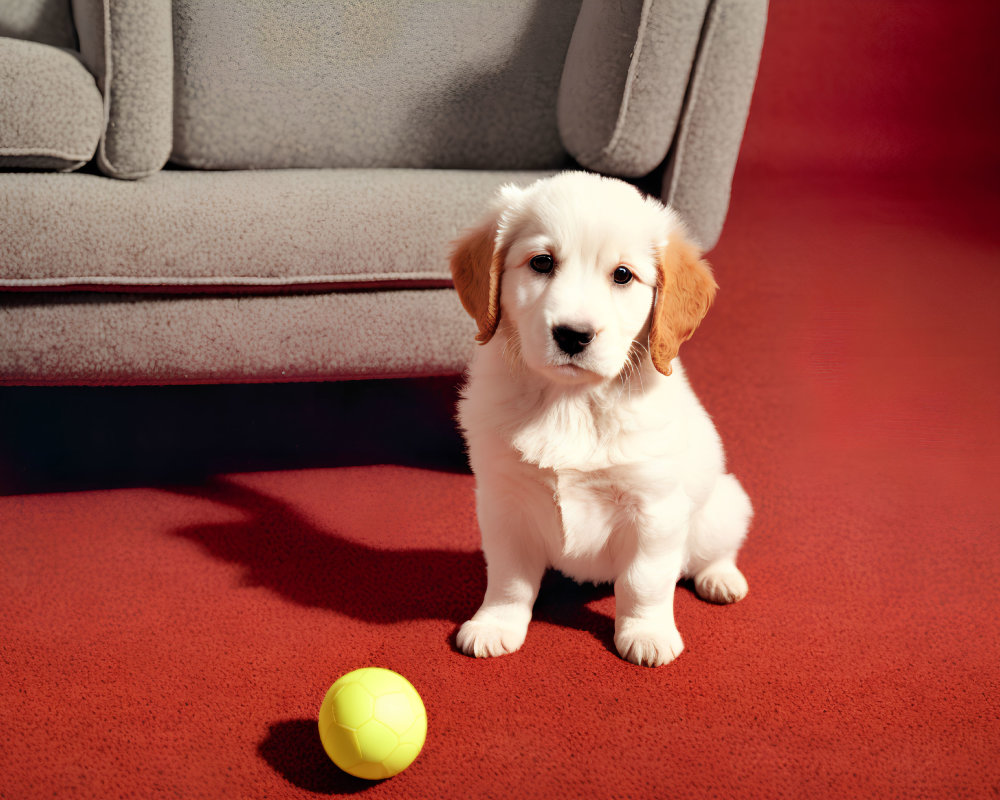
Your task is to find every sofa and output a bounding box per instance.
[0,0,766,387]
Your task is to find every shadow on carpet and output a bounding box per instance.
[167,476,620,643]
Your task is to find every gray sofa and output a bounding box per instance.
[1,0,766,386]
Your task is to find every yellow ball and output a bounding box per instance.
[318,668,427,780]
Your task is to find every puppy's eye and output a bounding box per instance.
[529,254,554,274]
[612,266,633,285]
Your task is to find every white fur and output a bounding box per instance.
[454,173,751,667]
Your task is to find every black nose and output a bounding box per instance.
[552,325,595,356]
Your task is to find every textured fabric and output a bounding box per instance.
[0,0,76,48]
[662,0,767,249]
[71,0,173,179]
[1,170,998,797]
[170,0,581,170]
[0,37,102,171]
[558,0,709,178]
[0,289,476,385]
[0,0,762,383]
[0,169,550,290]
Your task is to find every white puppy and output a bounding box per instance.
[449,172,751,667]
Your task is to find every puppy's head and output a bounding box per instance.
[450,172,716,381]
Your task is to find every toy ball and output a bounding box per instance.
[318,667,427,780]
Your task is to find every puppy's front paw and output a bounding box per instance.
[614,618,684,667]
[456,618,527,658]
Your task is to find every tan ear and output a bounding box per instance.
[649,236,719,376]
[449,219,504,344]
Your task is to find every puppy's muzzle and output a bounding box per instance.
[552,325,595,356]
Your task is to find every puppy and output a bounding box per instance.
[449,172,751,667]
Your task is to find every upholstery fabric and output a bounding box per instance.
[0,0,766,384]
[0,169,550,290]
[0,37,103,171]
[662,0,767,249]
[0,289,476,385]
[170,0,582,170]
[0,0,76,49]
[558,0,709,179]
[71,0,173,179]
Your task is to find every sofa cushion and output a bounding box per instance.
[661,0,767,251]
[0,37,103,171]
[170,0,582,170]
[0,168,553,291]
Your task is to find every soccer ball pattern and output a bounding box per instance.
[318,668,427,780]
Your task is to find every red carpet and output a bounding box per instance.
[2,2,999,798]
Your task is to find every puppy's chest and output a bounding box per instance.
[537,466,652,579]
[506,393,649,473]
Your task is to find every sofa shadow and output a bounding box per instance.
[0,376,468,495]
[259,719,374,795]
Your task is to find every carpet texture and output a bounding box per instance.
[2,1,999,797]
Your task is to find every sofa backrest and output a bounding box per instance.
[171,0,583,171]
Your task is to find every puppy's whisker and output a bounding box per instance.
[629,347,643,395]
[618,348,635,397]
[500,328,526,377]
[620,341,649,399]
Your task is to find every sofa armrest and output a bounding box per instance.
[559,0,766,251]
[662,0,767,250]
[558,0,711,179]
[71,0,172,179]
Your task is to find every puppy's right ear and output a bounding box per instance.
[449,209,506,344]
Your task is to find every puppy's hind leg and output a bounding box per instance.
[689,473,752,605]
[693,558,748,604]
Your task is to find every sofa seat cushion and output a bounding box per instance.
[0,36,103,171]
[0,168,552,291]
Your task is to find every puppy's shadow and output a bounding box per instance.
[167,477,482,625]
[533,572,617,653]
[168,478,619,652]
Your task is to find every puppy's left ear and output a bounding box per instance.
[649,234,719,376]
[449,217,503,344]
